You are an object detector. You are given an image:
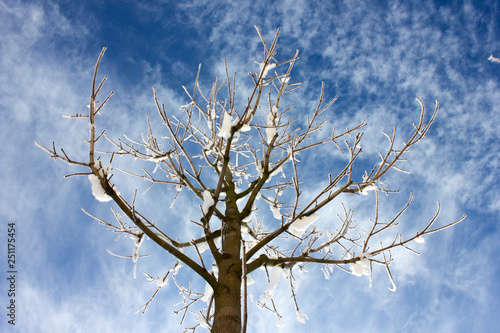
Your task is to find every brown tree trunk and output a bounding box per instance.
[211,270,241,333]
[211,182,242,333]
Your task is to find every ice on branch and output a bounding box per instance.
[99,162,112,177]
[202,190,214,215]
[270,164,284,179]
[202,266,218,303]
[350,258,370,277]
[156,261,183,288]
[296,310,308,324]
[170,174,183,193]
[262,266,282,302]
[289,214,319,237]
[359,184,377,195]
[130,233,145,279]
[360,172,378,195]
[197,241,209,253]
[196,313,209,329]
[180,101,195,110]
[201,281,213,303]
[147,154,169,173]
[88,175,112,202]
[256,61,276,79]
[232,115,251,132]
[156,274,168,288]
[270,202,282,220]
[88,162,119,202]
[280,75,291,84]
[219,111,232,139]
[207,105,216,127]
[246,274,255,286]
[322,264,334,280]
[266,106,278,144]
[415,235,425,244]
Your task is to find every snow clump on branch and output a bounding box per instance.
[89,174,112,202]
[202,190,215,215]
[256,61,276,78]
[219,111,232,139]
[262,266,282,302]
[289,214,319,237]
[88,162,118,202]
[350,257,370,277]
[266,105,278,144]
[415,235,425,243]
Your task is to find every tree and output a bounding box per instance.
[36,27,465,333]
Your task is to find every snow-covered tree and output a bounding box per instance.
[37,27,465,333]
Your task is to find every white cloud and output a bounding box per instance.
[2,0,499,332]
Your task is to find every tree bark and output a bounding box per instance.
[211,178,242,333]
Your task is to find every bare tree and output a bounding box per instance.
[37,27,465,333]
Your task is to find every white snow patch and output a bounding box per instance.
[201,282,213,303]
[219,111,232,139]
[156,275,168,288]
[350,258,370,277]
[232,115,251,132]
[147,154,168,173]
[255,162,264,179]
[196,314,209,329]
[270,203,282,220]
[256,61,276,78]
[415,235,425,244]
[240,123,251,132]
[197,241,209,253]
[88,175,112,202]
[156,261,183,288]
[262,266,281,302]
[180,101,195,109]
[360,184,377,195]
[170,174,183,193]
[280,76,290,84]
[296,310,308,324]
[207,107,215,129]
[130,233,145,279]
[289,214,319,237]
[266,124,276,144]
[322,264,334,280]
[245,274,255,286]
[265,106,278,144]
[202,190,214,215]
[270,164,284,179]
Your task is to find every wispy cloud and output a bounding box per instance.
[1,0,499,332]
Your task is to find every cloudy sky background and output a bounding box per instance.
[1,0,499,332]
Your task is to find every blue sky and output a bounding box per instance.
[1,0,500,332]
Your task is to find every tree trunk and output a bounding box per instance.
[211,185,242,333]
[211,269,241,333]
